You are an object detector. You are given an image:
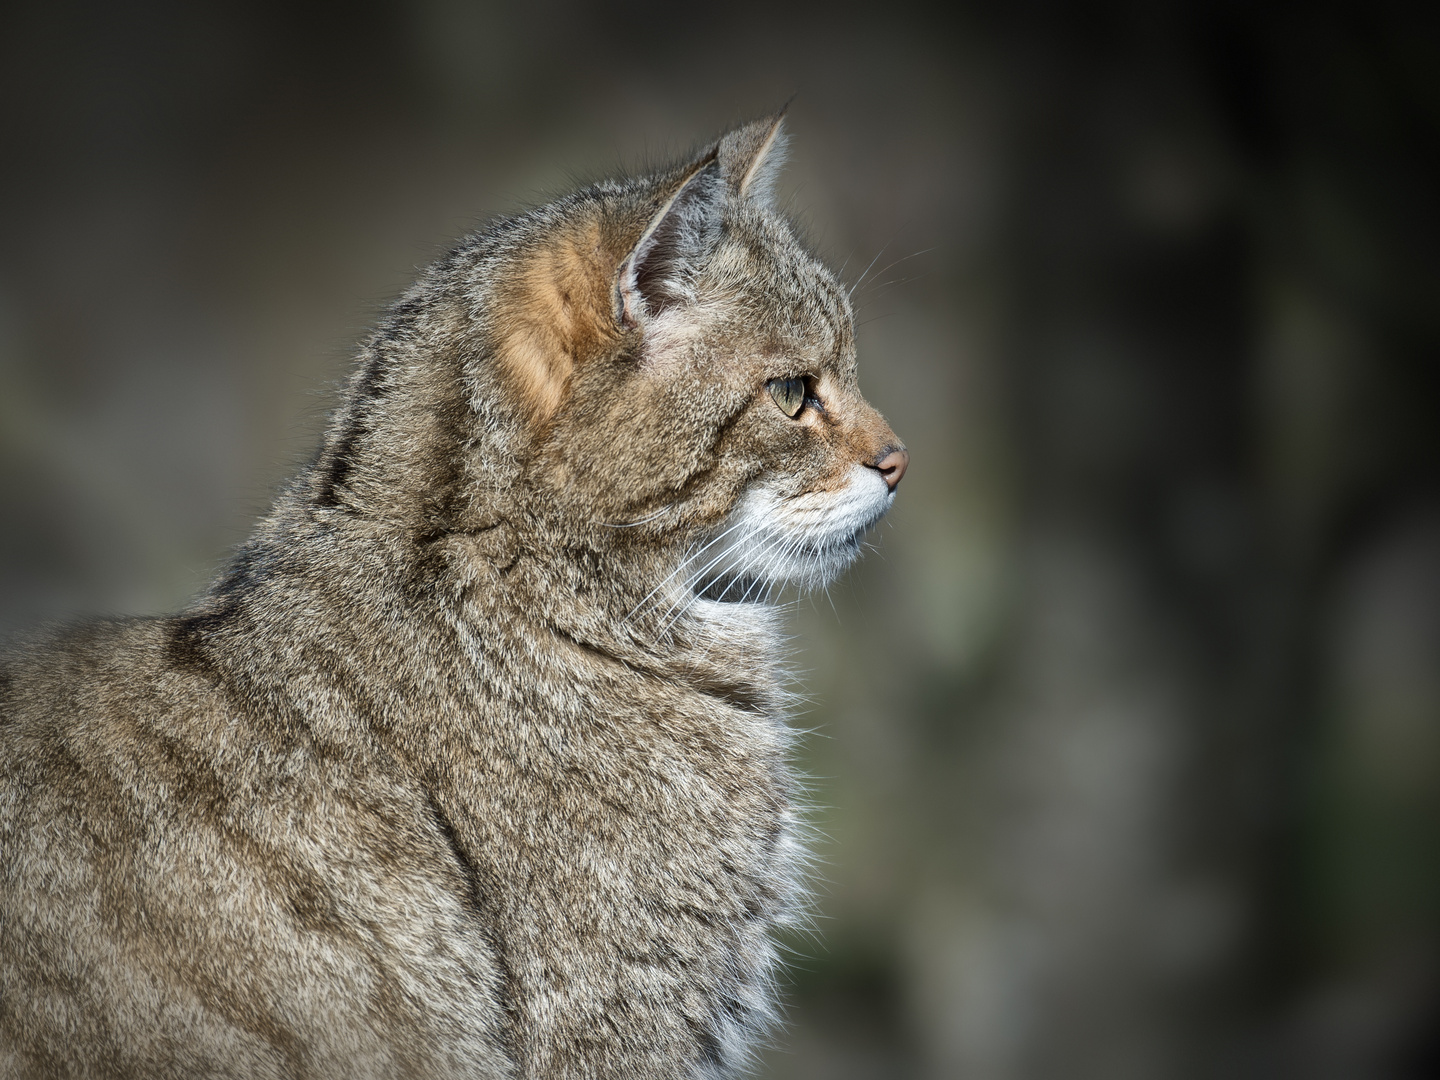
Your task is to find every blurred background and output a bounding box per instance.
[2,1,1437,1076]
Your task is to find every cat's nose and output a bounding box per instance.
[874,447,909,492]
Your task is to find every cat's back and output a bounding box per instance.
[0,620,512,1080]
[1,617,216,813]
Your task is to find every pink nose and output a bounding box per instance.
[874,447,909,492]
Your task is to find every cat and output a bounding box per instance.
[0,113,907,1079]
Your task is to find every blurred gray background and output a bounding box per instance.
[2,2,1438,1077]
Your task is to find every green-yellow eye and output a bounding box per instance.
[768,377,805,418]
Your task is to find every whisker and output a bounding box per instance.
[752,533,804,605]
[656,519,764,631]
[686,520,762,591]
[739,535,786,606]
[855,272,930,303]
[627,517,751,623]
[599,504,676,528]
[847,243,890,300]
[851,248,932,299]
[854,312,900,330]
[627,553,694,623]
[764,535,804,599]
[737,558,773,606]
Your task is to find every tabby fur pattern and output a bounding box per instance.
[0,114,906,1079]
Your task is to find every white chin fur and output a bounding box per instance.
[694,465,893,602]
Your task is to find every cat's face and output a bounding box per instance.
[494,118,906,603]
[636,215,905,600]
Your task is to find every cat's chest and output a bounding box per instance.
[456,633,792,865]
[416,639,798,1073]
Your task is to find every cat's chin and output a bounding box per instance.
[689,469,893,604]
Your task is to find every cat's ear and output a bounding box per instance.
[612,112,788,331]
[717,111,788,204]
[498,154,725,426]
[614,150,724,330]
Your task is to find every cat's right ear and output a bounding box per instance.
[614,150,723,331]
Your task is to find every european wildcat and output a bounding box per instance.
[0,114,907,1079]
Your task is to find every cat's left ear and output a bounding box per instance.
[717,111,788,205]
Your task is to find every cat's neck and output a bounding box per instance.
[195,494,789,700]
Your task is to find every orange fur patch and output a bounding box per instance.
[797,374,904,493]
[493,219,618,426]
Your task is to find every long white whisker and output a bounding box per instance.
[735,549,772,606]
[851,249,932,300]
[627,518,752,622]
[751,534,796,603]
[847,243,890,300]
[656,519,764,630]
[682,520,761,594]
[599,504,676,528]
[743,523,796,598]
[627,552,695,623]
[777,533,810,596]
[759,532,804,606]
[743,532,799,606]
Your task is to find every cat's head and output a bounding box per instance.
[315,114,905,608]
[485,114,906,600]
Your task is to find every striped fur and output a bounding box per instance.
[0,114,904,1079]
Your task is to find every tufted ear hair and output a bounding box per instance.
[717,110,788,204]
[614,112,789,331]
[615,149,724,329]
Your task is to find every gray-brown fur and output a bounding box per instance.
[0,115,905,1079]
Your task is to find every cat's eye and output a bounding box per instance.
[768,377,806,418]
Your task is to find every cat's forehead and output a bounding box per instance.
[713,212,856,369]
